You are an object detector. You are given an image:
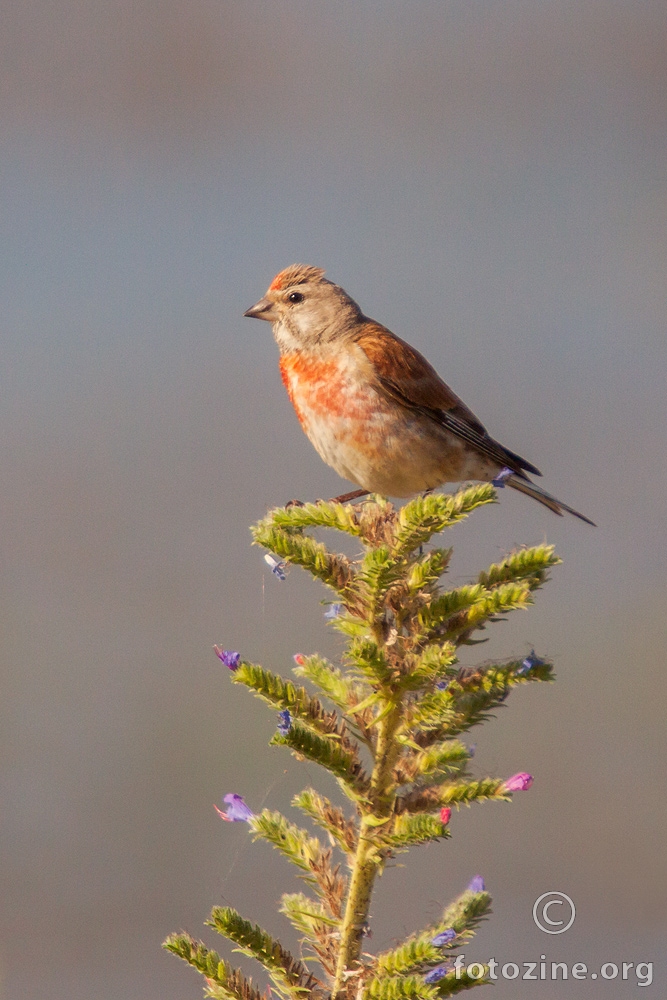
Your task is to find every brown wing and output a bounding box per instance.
[353,321,541,478]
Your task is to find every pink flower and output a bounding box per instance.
[440,807,452,825]
[504,772,534,792]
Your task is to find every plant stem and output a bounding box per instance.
[332,700,402,999]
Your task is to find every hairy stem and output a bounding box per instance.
[332,701,402,999]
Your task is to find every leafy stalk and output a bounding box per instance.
[166,486,559,1000]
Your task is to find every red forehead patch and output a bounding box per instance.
[269,273,287,291]
[269,264,326,292]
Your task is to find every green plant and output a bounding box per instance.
[165,486,557,999]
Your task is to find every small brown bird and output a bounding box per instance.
[245,264,594,524]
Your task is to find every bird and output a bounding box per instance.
[244,264,594,524]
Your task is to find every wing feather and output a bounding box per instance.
[352,321,541,478]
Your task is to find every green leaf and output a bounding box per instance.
[399,643,458,691]
[418,578,534,646]
[374,888,492,978]
[292,654,372,716]
[232,663,346,737]
[382,813,450,851]
[430,967,490,996]
[439,582,533,643]
[439,888,493,942]
[269,501,363,537]
[271,721,369,797]
[207,907,321,994]
[442,658,555,734]
[477,544,560,590]
[418,586,486,633]
[163,933,264,1000]
[329,613,373,638]
[292,788,358,854]
[346,636,393,685]
[373,937,442,979]
[391,485,496,557]
[280,892,340,936]
[397,778,508,814]
[251,519,353,594]
[250,810,325,875]
[279,893,340,981]
[365,974,439,1000]
[408,740,472,779]
[406,548,453,593]
[353,544,403,619]
[405,690,458,734]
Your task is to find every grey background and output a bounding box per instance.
[1,2,665,997]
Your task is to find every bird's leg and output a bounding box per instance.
[330,488,370,505]
[285,488,370,508]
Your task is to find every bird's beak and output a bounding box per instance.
[244,296,275,321]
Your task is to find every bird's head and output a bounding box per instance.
[244,264,362,352]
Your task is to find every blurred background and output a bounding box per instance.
[1,1,666,997]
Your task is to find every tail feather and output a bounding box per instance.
[506,475,595,526]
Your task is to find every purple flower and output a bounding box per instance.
[424,966,450,984]
[467,743,477,758]
[504,772,534,792]
[277,709,292,736]
[214,793,254,822]
[435,679,450,691]
[518,649,546,676]
[492,467,513,488]
[213,647,241,671]
[324,603,344,620]
[264,553,287,581]
[431,929,456,947]
[468,875,485,892]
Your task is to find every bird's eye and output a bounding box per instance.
[288,291,304,303]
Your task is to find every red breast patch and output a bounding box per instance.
[279,354,352,429]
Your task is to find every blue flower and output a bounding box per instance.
[264,553,287,581]
[424,966,450,984]
[214,793,254,822]
[324,603,344,620]
[431,929,456,947]
[468,875,485,892]
[435,679,450,691]
[491,467,513,488]
[277,709,292,736]
[518,649,546,676]
[213,647,241,671]
[467,743,477,758]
